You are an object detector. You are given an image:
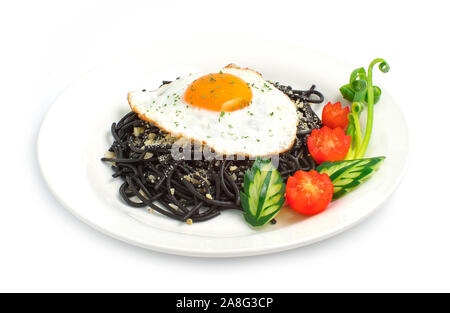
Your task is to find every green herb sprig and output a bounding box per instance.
[339,59,390,159]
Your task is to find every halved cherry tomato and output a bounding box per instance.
[307,126,351,164]
[286,170,333,215]
[322,102,350,130]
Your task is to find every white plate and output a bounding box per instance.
[38,39,409,257]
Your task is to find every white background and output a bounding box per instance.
[1,0,449,292]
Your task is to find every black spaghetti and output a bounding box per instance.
[101,83,323,223]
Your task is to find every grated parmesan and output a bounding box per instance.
[168,203,178,210]
[144,152,154,159]
[133,127,145,136]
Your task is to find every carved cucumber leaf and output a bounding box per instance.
[240,158,285,227]
[317,156,385,200]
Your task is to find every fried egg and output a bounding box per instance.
[128,64,298,157]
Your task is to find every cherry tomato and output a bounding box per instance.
[322,102,350,130]
[286,170,333,215]
[307,126,351,164]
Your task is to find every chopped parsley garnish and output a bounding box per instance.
[263,83,272,91]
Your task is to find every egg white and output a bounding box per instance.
[128,65,298,157]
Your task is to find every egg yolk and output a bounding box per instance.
[184,73,252,112]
